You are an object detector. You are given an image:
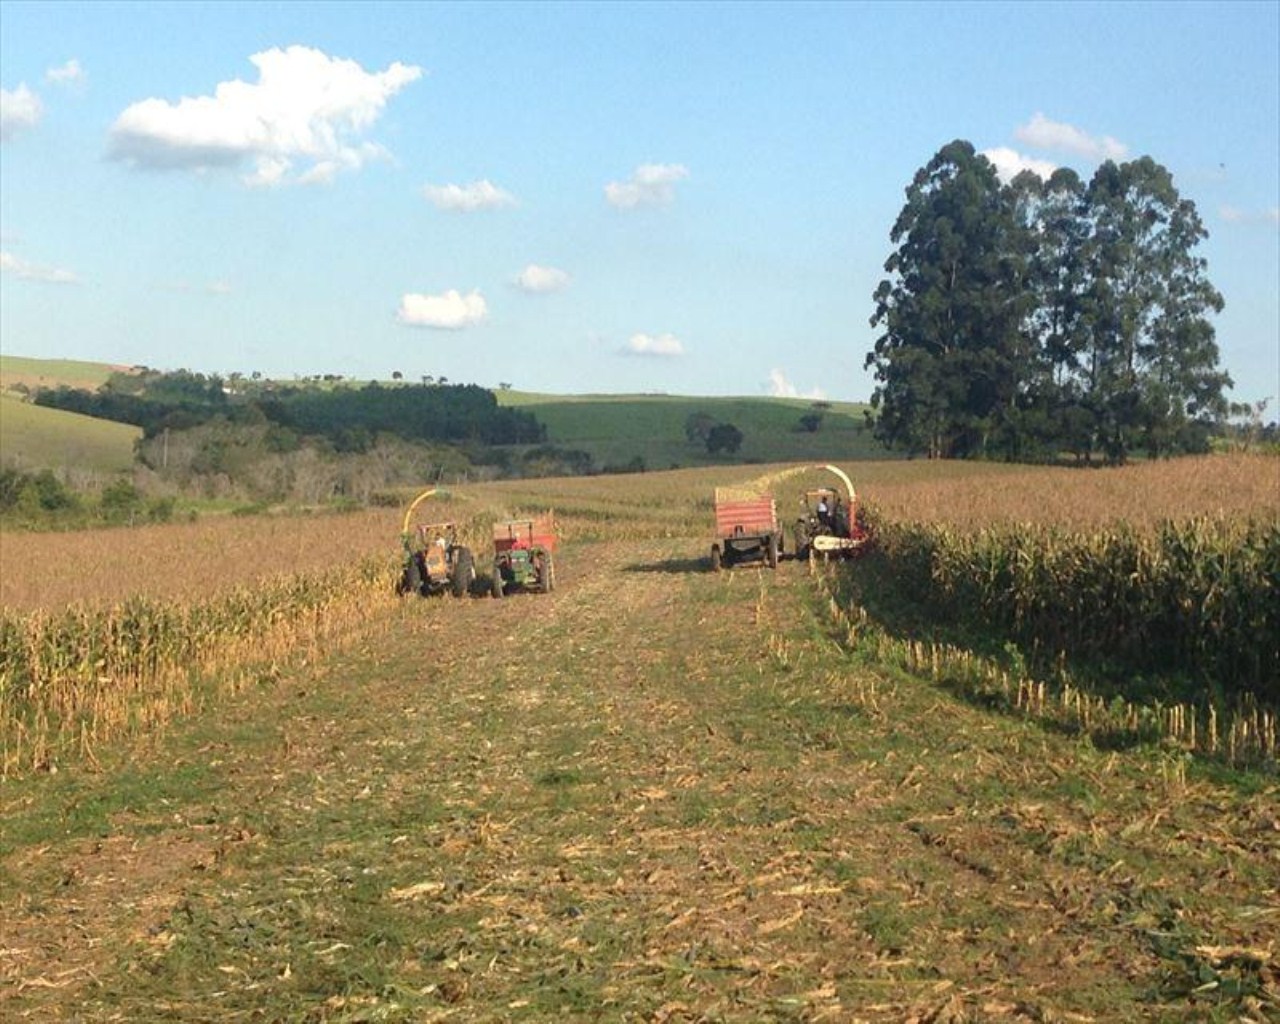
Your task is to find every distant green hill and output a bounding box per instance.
[0,392,141,474]
[495,391,888,468]
[0,356,888,476]
[0,354,127,393]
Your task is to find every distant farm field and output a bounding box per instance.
[0,392,141,475]
[496,391,886,467]
[0,355,125,393]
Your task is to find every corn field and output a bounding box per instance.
[0,558,396,777]
[826,509,1280,765]
[864,514,1279,699]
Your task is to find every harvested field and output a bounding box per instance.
[1,455,1277,1021]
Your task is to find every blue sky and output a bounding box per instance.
[1,1,1277,404]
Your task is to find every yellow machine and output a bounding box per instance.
[397,488,476,598]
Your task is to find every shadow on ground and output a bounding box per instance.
[623,557,712,575]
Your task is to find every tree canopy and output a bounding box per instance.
[866,141,1230,462]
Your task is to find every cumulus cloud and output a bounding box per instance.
[605,163,689,209]
[1,250,79,284]
[45,59,85,86]
[981,147,1058,183]
[1220,204,1280,227]
[1014,112,1127,162]
[107,45,422,186]
[767,369,825,400]
[1,84,42,140]
[423,179,516,212]
[515,264,570,293]
[623,332,685,357]
[396,289,487,329]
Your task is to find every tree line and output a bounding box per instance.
[867,140,1231,462]
[34,371,546,449]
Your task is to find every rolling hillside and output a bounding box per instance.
[0,393,141,474]
[0,356,140,474]
[0,354,126,394]
[1,355,888,477]
[497,391,887,468]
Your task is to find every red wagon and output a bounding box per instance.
[710,489,781,570]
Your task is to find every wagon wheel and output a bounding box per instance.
[710,545,722,572]
[490,571,504,598]
[766,534,779,569]
[451,547,474,598]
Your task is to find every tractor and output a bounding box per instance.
[791,464,871,560]
[397,489,476,598]
[491,514,557,597]
[710,487,782,570]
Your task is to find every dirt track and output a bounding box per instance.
[2,538,1277,1021]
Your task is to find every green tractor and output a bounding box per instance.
[490,515,557,597]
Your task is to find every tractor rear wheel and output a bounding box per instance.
[538,552,556,593]
[451,547,474,598]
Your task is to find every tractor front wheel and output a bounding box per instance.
[451,547,474,598]
[399,554,425,596]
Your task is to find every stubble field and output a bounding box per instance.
[1,454,1277,1022]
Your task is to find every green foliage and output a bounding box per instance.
[0,468,79,516]
[869,140,1032,459]
[705,422,743,454]
[798,411,824,433]
[259,381,544,447]
[0,468,174,528]
[869,142,1230,463]
[35,372,546,451]
[869,516,1280,702]
[684,411,717,444]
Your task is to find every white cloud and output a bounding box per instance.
[605,163,689,209]
[396,289,487,329]
[45,59,85,86]
[981,147,1058,183]
[1,84,43,140]
[423,180,516,212]
[107,45,422,186]
[1014,112,1127,162]
[515,264,570,293]
[1220,204,1280,228]
[1,250,79,284]
[766,369,825,400]
[623,332,685,357]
